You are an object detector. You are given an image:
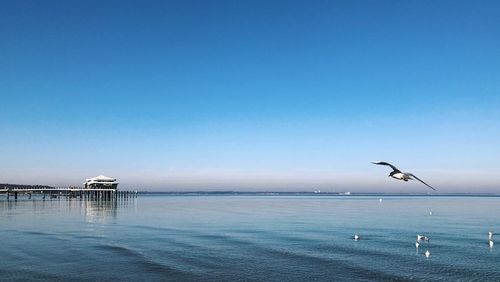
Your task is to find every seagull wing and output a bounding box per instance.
[371,161,401,173]
[407,173,436,191]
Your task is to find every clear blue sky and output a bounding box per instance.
[1,0,499,192]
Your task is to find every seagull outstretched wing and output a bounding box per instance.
[407,173,436,191]
[371,161,401,173]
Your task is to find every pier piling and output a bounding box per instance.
[2,186,138,202]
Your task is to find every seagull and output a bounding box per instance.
[372,161,436,191]
[489,240,494,248]
[417,234,430,242]
[489,231,493,240]
[425,250,430,258]
[354,234,360,241]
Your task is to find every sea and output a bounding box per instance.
[1,194,499,281]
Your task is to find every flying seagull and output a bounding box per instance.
[372,161,436,191]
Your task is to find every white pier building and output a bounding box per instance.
[84,175,118,189]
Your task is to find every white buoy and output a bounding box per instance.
[489,240,494,248]
[354,234,359,241]
[425,250,430,258]
[415,241,419,248]
[489,231,493,240]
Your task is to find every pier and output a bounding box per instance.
[0,184,137,201]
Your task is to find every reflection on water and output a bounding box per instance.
[83,199,117,223]
[0,196,136,223]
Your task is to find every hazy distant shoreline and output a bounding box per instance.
[137,191,500,197]
[3,182,498,197]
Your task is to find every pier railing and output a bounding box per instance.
[0,186,137,200]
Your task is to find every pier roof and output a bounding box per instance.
[86,175,116,182]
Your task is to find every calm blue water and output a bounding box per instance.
[1,195,499,281]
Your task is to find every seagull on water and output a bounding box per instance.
[354,234,360,241]
[372,161,436,191]
[489,231,493,240]
[425,250,430,258]
[417,234,430,242]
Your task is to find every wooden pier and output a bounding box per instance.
[0,185,137,201]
